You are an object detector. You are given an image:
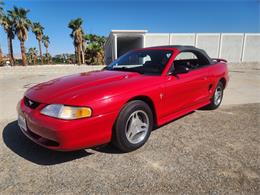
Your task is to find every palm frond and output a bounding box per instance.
[42,35,50,48]
[68,17,83,30]
[0,14,15,39]
[0,0,4,15]
[9,6,31,41]
[32,22,44,40]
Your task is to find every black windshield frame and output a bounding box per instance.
[105,49,173,76]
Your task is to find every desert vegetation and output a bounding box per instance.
[68,18,106,65]
[0,1,51,66]
[0,1,106,66]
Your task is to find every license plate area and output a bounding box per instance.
[18,114,27,131]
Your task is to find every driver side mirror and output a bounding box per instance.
[168,65,190,75]
[175,66,190,74]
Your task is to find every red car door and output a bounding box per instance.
[161,66,211,118]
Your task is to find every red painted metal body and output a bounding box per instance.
[17,47,229,151]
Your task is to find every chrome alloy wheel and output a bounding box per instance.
[125,110,149,144]
[214,85,223,105]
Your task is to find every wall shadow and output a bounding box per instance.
[2,120,92,166]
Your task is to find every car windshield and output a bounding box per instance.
[105,49,173,75]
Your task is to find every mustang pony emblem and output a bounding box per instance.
[28,100,33,106]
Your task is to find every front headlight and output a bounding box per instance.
[40,104,92,119]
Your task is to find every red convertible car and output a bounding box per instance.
[17,46,229,152]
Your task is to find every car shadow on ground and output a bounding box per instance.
[2,120,93,166]
[92,144,123,154]
[84,111,197,153]
[3,110,199,165]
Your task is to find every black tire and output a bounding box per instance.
[112,100,153,152]
[205,81,224,110]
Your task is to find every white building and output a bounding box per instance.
[104,30,260,64]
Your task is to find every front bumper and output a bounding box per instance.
[17,98,117,151]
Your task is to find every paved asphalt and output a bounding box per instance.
[0,64,259,194]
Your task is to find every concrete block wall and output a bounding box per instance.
[220,34,244,62]
[196,33,220,58]
[243,34,260,62]
[144,33,260,62]
[145,33,170,47]
[171,33,195,45]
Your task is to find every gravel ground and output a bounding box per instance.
[0,104,259,194]
[0,63,259,194]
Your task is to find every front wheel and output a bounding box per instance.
[112,100,153,152]
[205,81,224,110]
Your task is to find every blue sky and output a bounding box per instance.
[0,0,259,55]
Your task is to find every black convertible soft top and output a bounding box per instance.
[146,45,213,65]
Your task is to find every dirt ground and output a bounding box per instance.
[0,63,259,194]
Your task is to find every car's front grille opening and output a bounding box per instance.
[24,97,40,109]
[38,137,60,147]
[27,128,59,147]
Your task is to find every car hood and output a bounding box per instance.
[26,70,154,105]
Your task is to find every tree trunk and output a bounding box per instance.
[74,46,77,64]
[10,38,15,65]
[20,41,27,66]
[33,55,37,65]
[38,40,43,64]
[81,42,85,64]
[7,35,15,66]
[46,47,49,64]
[0,44,3,63]
[77,45,82,64]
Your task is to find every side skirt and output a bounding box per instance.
[157,100,210,126]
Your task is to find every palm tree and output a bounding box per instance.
[68,18,84,64]
[8,6,31,66]
[0,0,4,63]
[42,35,50,64]
[1,14,15,65]
[32,22,44,64]
[0,1,3,18]
[0,1,3,19]
[0,45,2,63]
[82,36,85,64]
[27,47,37,65]
[45,53,52,64]
[84,34,106,65]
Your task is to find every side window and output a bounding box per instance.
[174,51,208,70]
[175,52,197,60]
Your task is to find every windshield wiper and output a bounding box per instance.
[113,67,128,70]
[108,67,145,75]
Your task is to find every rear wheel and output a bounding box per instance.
[205,81,224,110]
[112,100,153,152]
